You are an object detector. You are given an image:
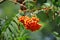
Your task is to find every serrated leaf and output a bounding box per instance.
[11,21,18,32]
[13,16,19,24]
[9,25,17,36]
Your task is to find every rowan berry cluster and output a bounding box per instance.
[19,16,41,31]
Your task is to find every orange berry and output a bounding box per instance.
[18,16,25,23]
[18,16,42,31]
[31,17,40,22]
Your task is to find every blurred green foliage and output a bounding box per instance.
[0,0,60,40]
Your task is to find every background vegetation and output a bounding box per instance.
[0,0,60,40]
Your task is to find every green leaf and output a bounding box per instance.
[37,0,47,5]
[0,1,20,18]
[36,10,48,22]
